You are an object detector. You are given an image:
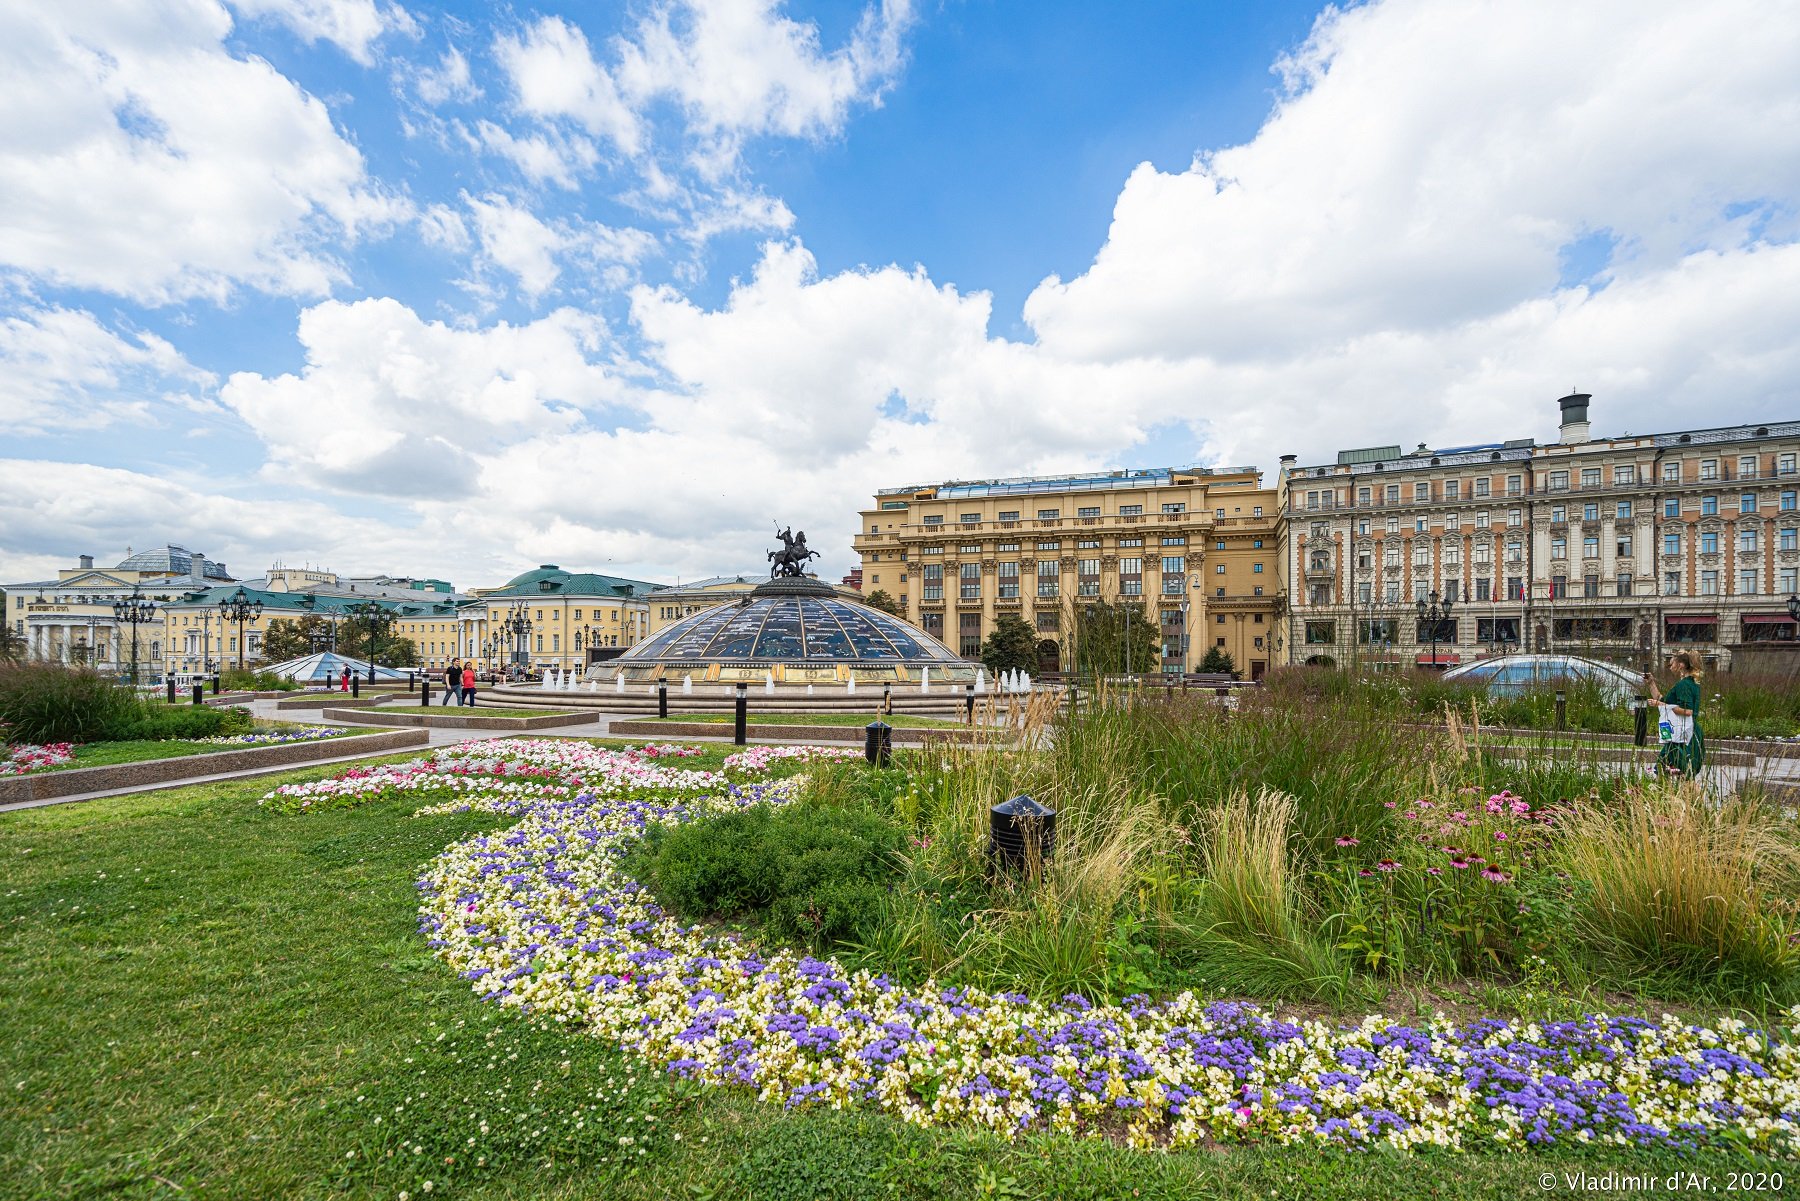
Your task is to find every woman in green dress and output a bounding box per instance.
[1643,650,1705,776]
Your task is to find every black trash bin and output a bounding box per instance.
[988,794,1056,875]
[864,720,892,766]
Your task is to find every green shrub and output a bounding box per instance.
[0,662,142,743]
[633,802,907,952]
[112,704,253,741]
[220,668,298,692]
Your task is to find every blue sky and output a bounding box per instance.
[3,0,1798,589]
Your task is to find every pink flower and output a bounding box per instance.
[1494,831,1509,841]
[1481,866,1513,884]
[1335,836,1360,847]
[1448,856,1471,869]
[1358,869,1375,878]
[1383,801,1397,809]
[1376,859,1400,872]
[1426,866,1443,876]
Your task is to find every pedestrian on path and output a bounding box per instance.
[441,659,461,706]
[461,663,478,707]
[340,667,351,692]
[1645,650,1705,777]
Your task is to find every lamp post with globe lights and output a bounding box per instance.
[111,584,158,685]
[219,587,264,672]
[347,601,396,682]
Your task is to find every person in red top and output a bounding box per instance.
[340,666,350,692]
[460,663,477,707]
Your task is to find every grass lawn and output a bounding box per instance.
[36,727,363,773]
[0,755,1770,1199]
[643,712,964,729]
[374,704,585,719]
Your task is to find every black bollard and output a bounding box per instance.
[965,681,975,725]
[166,678,176,705]
[210,672,220,695]
[658,679,668,719]
[733,682,748,746]
[1633,698,1649,747]
[988,794,1056,876]
[351,675,360,698]
[864,720,892,767]
[421,680,431,707]
[1554,689,1567,732]
[882,681,892,715]
[191,683,204,706]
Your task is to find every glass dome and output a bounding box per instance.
[599,578,976,683]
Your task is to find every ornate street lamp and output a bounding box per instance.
[501,601,533,673]
[1417,589,1454,670]
[348,600,396,681]
[219,587,263,671]
[111,584,158,685]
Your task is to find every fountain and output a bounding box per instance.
[975,668,987,695]
[682,675,693,695]
[805,683,814,696]
[921,665,931,693]
[616,675,626,694]
[847,677,856,694]
[764,670,775,695]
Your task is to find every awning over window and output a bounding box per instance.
[1416,653,1461,666]
[1742,614,1798,624]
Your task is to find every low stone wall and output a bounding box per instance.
[1483,744,1756,768]
[322,707,593,731]
[608,719,998,745]
[0,729,429,807]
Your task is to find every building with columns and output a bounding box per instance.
[3,546,235,678]
[1279,395,1800,672]
[853,466,1283,677]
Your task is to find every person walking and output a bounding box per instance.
[340,666,351,692]
[460,661,478,707]
[441,658,461,706]
[1644,650,1705,776]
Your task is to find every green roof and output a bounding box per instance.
[163,586,455,618]
[485,564,664,599]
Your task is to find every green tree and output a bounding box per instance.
[0,623,23,663]
[385,637,419,668]
[863,589,902,616]
[1198,645,1238,677]
[979,614,1039,676]
[1072,599,1159,676]
[259,614,348,661]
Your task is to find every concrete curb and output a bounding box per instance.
[607,719,1001,744]
[0,729,429,807]
[322,707,593,731]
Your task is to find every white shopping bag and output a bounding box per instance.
[1657,703,1693,746]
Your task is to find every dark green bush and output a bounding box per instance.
[633,802,907,952]
[220,668,298,692]
[0,663,142,743]
[112,704,253,741]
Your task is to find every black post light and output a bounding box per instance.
[1417,588,1454,671]
[1789,592,1800,627]
[733,681,748,746]
[989,794,1056,877]
[111,583,158,686]
[501,601,533,676]
[219,587,263,672]
[348,600,395,682]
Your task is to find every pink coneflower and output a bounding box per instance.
[1448,856,1471,869]
[1384,801,1398,809]
[1481,866,1513,884]
[1335,836,1360,847]
[1426,866,1443,876]
[1441,846,1463,855]
[1376,859,1400,872]
[1494,831,1509,842]
[1358,869,1375,878]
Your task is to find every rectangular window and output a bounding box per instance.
[959,512,979,524]
[922,564,943,601]
[1477,617,1520,644]
[959,562,981,600]
[1253,506,1263,517]
[1474,478,1490,497]
[1700,570,1719,595]
[1740,455,1759,479]
[1160,502,1186,514]
[1583,535,1599,558]
[1476,510,1490,528]
[923,515,943,525]
[1617,535,1633,558]
[1037,560,1059,597]
[1253,563,1264,573]
[1357,581,1373,604]
[1663,461,1682,483]
[1583,574,1599,599]
[1581,468,1601,487]
[1782,527,1799,551]
[1664,497,1680,518]
[1385,484,1400,504]
[1078,506,1100,518]
[1741,493,1758,514]
[1357,619,1399,646]
[1117,537,1142,548]
[1614,465,1635,485]
[1386,516,1399,533]
[1413,541,1430,567]
[1551,536,1567,559]
[1548,470,1569,490]
[1701,459,1719,481]
[1036,541,1060,551]
[1445,480,1460,500]
[1445,513,1460,531]
[535,634,543,651]
[1785,491,1798,511]
[1415,516,1428,532]
[997,541,1020,552]
[959,544,981,553]
[1549,574,1567,599]
[1702,496,1718,516]
[1076,538,1101,549]
[1739,570,1759,595]
[1414,482,1431,501]
[1508,508,1522,527]
[1740,529,1759,553]
[1304,620,1336,645]
[998,510,1019,523]
[1664,532,1682,555]
[1118,504,1143,517]
[1617,572,1633,596]
[1616,500,1632,520]
[1507,475,1523,496]
[1160,536,1186,546]
[1037,509,1059,521]
[1119,557,1143,595]
[1700,531,1719,555]
[1551,505,1566,524]
[1506,577,1523,600]
[959,613,982,658]
[1583,503,1599,520]
[1036,611,1059,633]
[922,612,944,639]
[1664,571,1680,596]
[1077,559,1101,597]
[998,561,1020,599]
[1782,567,1799,594]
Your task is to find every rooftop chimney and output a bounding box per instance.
[1557,392,1592,445]
[78,554,93,570]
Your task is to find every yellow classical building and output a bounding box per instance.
[854,466,1284,678]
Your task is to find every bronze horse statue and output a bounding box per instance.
[768,526,820,578]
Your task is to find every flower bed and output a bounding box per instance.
[283,738,1800,1153]
[2,742,75,775]
[723,744,862,774]
[201,727,352,746]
